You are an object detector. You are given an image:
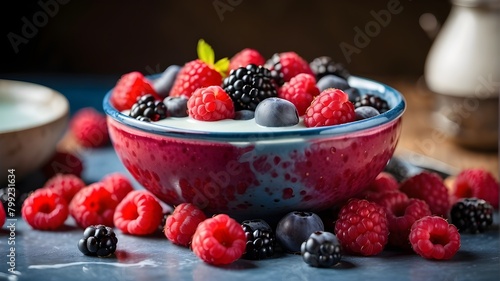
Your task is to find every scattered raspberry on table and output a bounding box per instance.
[409,215,461,260]
[191,214,246,265]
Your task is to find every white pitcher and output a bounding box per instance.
[425,0,500,150]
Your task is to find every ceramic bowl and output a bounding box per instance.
[0,79,69,182]
[103,76,406,220]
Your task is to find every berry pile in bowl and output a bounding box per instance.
[103,40,406,221]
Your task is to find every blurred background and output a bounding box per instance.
[1,0,451,77]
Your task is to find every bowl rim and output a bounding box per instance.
[103,75,406,141]
[0,79,69,134]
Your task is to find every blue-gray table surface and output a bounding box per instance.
[1,74,499,281]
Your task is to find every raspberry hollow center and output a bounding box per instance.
[213,227,233,247]
[430,233,450,246]
[121,202,139,220]
[37,202,54,214]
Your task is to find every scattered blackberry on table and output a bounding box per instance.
[129,94,167,122]
[78,225,118,257]
[276,211,325,253]
[309,56,350,80]
[353,94,390,113]
[241,219,276,260]
[222,64,278,111]
[450,198,494,234]
[301,231,342,268]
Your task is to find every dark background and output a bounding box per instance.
[1,0,451,78]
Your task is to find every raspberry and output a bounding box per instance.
[191,214,246,265]
[409,216,461,260]
[164,203,207,247]
[113,190,163,235]
[41,150,84,178]
[334,199,389,256]
[400,172,450,217]
[358,172,400,202]
[110,71,159,111]
[451,169,499,209]
[450,198,494,233]
[278,73,320,115]
[368,172,399,193]
[78,225,118,257]
[1,203,6,227]
[101,172,134,202]
[21,188,69,230]
[43,173,86,204]
[266,52,314,86]
[70,107,109,148]
[373,191,431,249]
[170,39,229,98]
[304,88,356,127]
[229,48,266,71]
[187,86,235,121]
[69,182,119,228]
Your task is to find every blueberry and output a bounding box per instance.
[355,106,380,120]
[316,74,350,92]
[254,98,299,127]
[153,65,181,98]
[164,96,188,117]
[275,211,324,253]
[234,110,255,120]
[344,87,361,102]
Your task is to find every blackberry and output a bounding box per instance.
[309,56,350,80]
[78,225,118,257]
[222,64,278,111]
[301,231,342,268]
[450,198,494,234]
[129,94,167,122]
[265,53,285,86]
[353,94,390,113]
[241,219,276,260]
